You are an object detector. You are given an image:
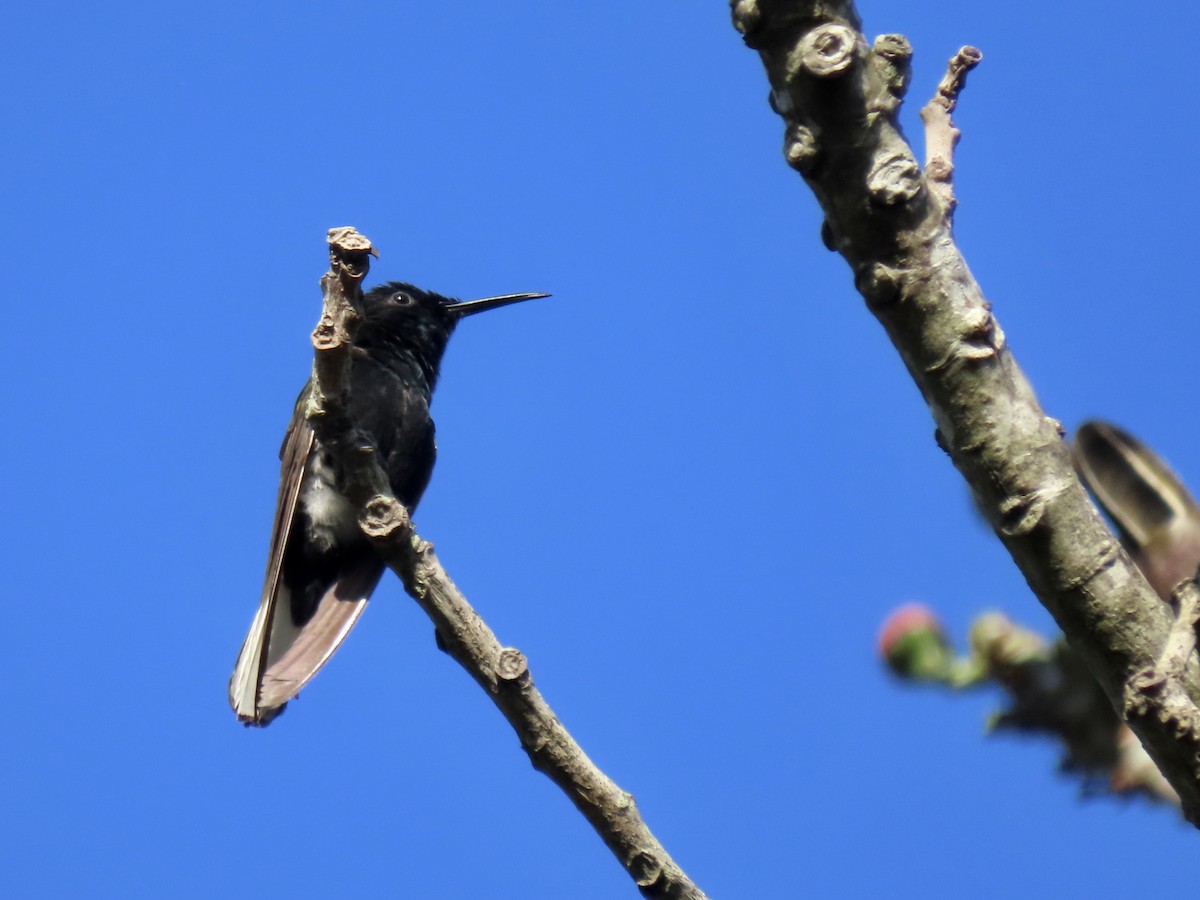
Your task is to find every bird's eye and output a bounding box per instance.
[391,291,414,306]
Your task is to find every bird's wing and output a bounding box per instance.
[1073,420,1200,599]
[228,413,380,726]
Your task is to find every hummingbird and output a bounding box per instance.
[230,281,547,725]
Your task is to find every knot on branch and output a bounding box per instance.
[729,0,762,41]
[360,495,411,540]
[782,123,819,173]
[957,303,1002,359]
[1123,576,1200,751]
[996,479,1070,538]
[924,304,1003,375]
[997,491,1050,537]
[855,262,902,307]
[406,535,439,592]
[496,647,530,686]
[790,24,860,80]
[926,156,953,182]
[628,849,664,890]
[872,34,912,99]
[866,150,922,206]
[1125,668,1200,744]
[312,314,349,351]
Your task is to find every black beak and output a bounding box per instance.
[445,292,550,317]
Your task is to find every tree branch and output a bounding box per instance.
[305,227,709,899]
[730,0,1200,823]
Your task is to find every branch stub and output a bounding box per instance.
[361,495,410,540]
[730,0,762,38]
[866,151,923,206]
[496,647,530,684]
[783,123,819,173]
[791,24,859,80]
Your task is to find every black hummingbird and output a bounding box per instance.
[230,281,547,726]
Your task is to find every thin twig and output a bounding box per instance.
[306,227,709,900]
[919,46,981,218]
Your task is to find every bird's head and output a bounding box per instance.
[359,280,548,387]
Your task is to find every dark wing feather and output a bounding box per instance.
[257,561,382,710]
[228,406,376,725]
[1074,420,1200,599]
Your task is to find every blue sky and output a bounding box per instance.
[4,2,1197,897]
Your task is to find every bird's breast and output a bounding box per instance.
[300,452,361,552]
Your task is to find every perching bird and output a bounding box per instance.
[230,281,547,725]
[1073,420,1200,599]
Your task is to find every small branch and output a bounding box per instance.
[919,46,981,219]
[306,228,709,900]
